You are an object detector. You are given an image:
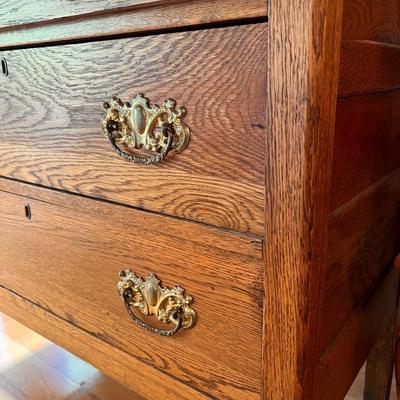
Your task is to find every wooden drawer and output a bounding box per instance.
[0,180,263,400]
[0,1,267,48]
[0,23,266,235]
[0,0,151,26]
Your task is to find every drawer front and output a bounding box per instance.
[0,1,158,28]
[0,23,267,235]
[0,1,267,49]
[0,181,263,400]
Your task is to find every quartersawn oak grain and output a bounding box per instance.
[0,0,267,49]
[0,24,267,235]
[0,0,162,27]
[2,2,399,399]
[264,1,344,399]
[0,178,263,400]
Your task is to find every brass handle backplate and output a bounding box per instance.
[117,269,197,336]
[103,94,190,165]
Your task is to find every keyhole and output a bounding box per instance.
[24,204,31,220]
[1,57,8,76]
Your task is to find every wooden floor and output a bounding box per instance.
[0,312,141,399]
[0,311,396,399]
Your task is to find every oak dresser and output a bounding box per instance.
[0,1,399,399]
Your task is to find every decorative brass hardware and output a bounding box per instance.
[103,94,190,165]
[117,269,196,336]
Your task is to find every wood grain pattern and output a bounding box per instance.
[0,24,267,235]
[331,91,400,211]
[0,178,263,400]
[0,0,267,49]
[264,1,344,399]
[319,3,400,394]
[317,267,399,400]
[0,287,209,400]
[0,0,161,27]
[339,40,400,97]
[342,0,400,44]
[321,169,400,353]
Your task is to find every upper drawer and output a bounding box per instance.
[0,24,267,235]
[0,1,267,48]
[1,0,162,26]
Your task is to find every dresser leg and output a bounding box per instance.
[396,257,400,400]
[396,321,400,400]
[363,314,397,400]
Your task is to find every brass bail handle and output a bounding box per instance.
[117,270,197,337]
[102,94,190,165]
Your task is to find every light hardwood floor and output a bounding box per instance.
[0,312,396,399]
[0,312,142,399]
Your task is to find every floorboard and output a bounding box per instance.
[0,312,143,400]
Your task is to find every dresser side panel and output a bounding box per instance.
[318,1,400,396]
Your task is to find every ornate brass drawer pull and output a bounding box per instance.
[102,94,190,165]
[117,270,197,336]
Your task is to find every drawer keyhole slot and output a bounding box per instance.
[24,204,31,220]
[1,58,8,76]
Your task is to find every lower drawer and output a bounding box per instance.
[0,181,263,400]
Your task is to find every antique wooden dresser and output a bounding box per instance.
[0,1,399,399]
